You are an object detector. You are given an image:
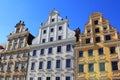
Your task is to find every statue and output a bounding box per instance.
[75,28,80,42]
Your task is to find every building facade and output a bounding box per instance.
[27,10,75,80]
[0,21,34,80]
[74,12,120,80]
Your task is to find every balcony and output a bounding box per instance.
[103,40,118,45]
[79,43,94,48]
[110,54,118,60]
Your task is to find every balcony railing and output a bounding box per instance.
[112,70,120,77]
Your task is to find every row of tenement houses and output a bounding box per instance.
[0,10,120,80]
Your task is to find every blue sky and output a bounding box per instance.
[0,0,120,43]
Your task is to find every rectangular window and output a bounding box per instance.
[39,61,43,69]
[88,63,94,72]
[95,37,100,43]
[66,59,71,68]
[38,77,41,80]
[59,26,62,30]
[13,77,17,80]
[86,38,90,44]
[51,18,55,22]
[56,77,60,80]
[1,65,4,71]
[57,46,61,53]
[0,77,2,80]
[79,51,83,57]
[5,77,9,80]
[42,39,46,43]
[111,61,118,70]
[50,37,53,42]
[95,28,100,33]
[105,35,111,40]
[10,54,13,59]
[58,36,62,40]
[40,49,44,55]
[48,47,52,54]
[47,61,51,69]
[66,76,70,80]
[99,62,105,71]
[21,63,26,69]
[88,49,93,56]
[56,60,61,68]
[79,64,84,72]
[17,52,20,58]
[7,63,12,70]
[43,30,46,34]
[33,50,36,56]
[23,52,28,57]
[20,77,24,80]
[66,44,71,52]
[98,48,104,55]
[46,77,50,80]
[31,62,35,70]
[30,77,34,80]
[94,20,98,25]
[15,63,19,70]
[110,46,116,54]
[51,28,54,32]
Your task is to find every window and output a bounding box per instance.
[79,64,84,72]
[79,51,83,57]
[13,77,17,80]
[47,61,51,69]
[50,37,53,42]
[20,36,24,41]
[10,54,13,59]
[46,77,50,80]
[99,62,105,71]
[7,63,12,70]
[0,77,2,80]
[30,77,34,80]
[105,35,111,40]
[38,77,41,80]
[56,77,60,80]
[98,48,104,55]
[88,49,93,56]
[39,61,43,69]
[87,30,91,33]
[15,63,19,70]
[19,43,23,48]
[20,77,24,80]
[42,39,46,43]
[94,20,98,25]
[95,37,100,43]
[66,59,71,68]
[88,63,94,72]
[5,77,9,80]
[31,62,35,70]
[16,28,20,33]
[86,38,90,44]
[111,61,118,70]
[23,52,28,57]
[66,76,70,80]
[95,28,100,33]
[48,47,52,54]
[1,65,4,71]
[110,46,116,54]
[21,63,26,69]
[51,18,55,22]
[59,26,62,30]
[104,27,107,31]
[58,36,62,40]
[57,46,61,53]
[17,52,20,58]
[43,30,46,34]
[40,49,44,55]
[56,60,61,68]
[33,50,36,56]
[66,44,71,52]
[51,28,54,32]
[3,54,7,60]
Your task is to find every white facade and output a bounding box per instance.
[27,10,75,80]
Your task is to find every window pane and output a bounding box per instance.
[79,51,83,57]
[79,64,84,72]
[31,62,35,70]
[48,47,52,54]
[56,60,61,68]
[89,63,94,72]
[66,76,70,80]
[111,61,118,70]
[38,77,41,80]
[98,48,104,55]
[66,44,71,52]
[56,77,60,80]
[66,59,71,68]
[40,49,44,55]
[39,61,43,69]
[33,50,36,56]
[57,46,61,53]
[47,61,51,69]
[110,46,116,54]
[99,62,105,71]
[88,49,93,56]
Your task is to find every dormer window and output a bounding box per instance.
[16,28,20,33]
[51,18,55,22]
[86,38,90,44]
[103,27,107,31]
[87,30,91,33]
[94,20,98,25]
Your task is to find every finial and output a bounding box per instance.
[19,20,21,23]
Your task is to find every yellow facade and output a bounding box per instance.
[0,21,34,80]
[74,12,120,80]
